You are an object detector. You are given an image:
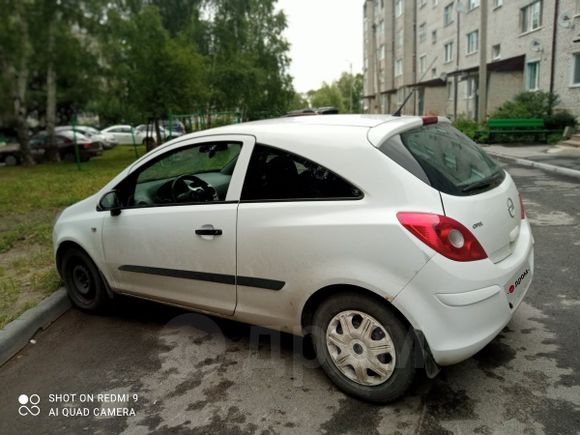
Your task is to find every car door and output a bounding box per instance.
[101,135,254,315]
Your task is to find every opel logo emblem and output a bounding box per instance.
[507,198,515,218]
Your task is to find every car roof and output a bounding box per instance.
[161,115,448,149]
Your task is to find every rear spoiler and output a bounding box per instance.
[367,116,451,147]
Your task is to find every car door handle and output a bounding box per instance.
[195,228,223,236]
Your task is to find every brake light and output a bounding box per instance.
[422,116,438,125]
[83,142,92,149]
[519,194,525,219]
[397,212,487,262]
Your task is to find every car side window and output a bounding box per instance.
[120,142,242,208]
[241,144,362,201]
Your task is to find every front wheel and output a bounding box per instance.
[61,248,108,311]
[312,293,415,403]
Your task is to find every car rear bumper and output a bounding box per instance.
[392,220,534,366]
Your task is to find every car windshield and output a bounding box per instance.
[393,124,504,196]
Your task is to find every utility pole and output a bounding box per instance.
[478,0,488,122]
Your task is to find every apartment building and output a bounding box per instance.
[363,0,580,119]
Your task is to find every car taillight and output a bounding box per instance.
[519,194,525,219]
[397,212,487,262]
[421,116,438,125]
[83,142,92,149]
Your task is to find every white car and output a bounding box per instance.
[101,125,144,145]
[53,115,534,402]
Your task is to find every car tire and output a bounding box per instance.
[61,248,108,312]
[63,152,75,163]
[4,155,18,166]
[312,293,415,403]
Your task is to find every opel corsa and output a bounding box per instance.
[53,115,534,402]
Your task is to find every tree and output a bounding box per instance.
[0,0,35,165]
[307,72,364,114]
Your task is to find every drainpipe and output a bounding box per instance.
[549,0,560,115]
[478,0,488,122]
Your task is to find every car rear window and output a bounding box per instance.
[380,124,505,196]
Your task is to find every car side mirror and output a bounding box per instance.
[98,190,122,216]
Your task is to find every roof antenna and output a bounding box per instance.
[392,57,438,117]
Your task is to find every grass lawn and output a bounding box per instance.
[0,145,145,328]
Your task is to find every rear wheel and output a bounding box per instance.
[312,293,415,403]
[4,155,18,166]
[61,248,108,311]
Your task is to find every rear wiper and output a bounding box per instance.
[461,172,502,193]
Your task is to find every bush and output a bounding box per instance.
[545,111,578,130]
[453,117,488,143]
[492,91,577,130]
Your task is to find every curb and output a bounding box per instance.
[0,288,71,367]
[488,151,580,180]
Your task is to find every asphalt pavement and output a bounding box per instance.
[0,161,579,435]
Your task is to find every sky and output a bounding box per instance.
[276,0,363,94]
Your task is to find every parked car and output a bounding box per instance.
[30,130,102,162]
[135,124,183,142]
[101,125,139,145]
[53,115,534,403]
[0,131,22,166]
[56,126,118,150]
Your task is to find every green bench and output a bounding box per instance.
[487,118,551,144]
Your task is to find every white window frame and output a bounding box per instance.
[447,81,453,100]
[433,0,439,6]
[444,2,454,26]
[521,1,542,34]
[396,29,404,48]
[466,77,477,99]
[526,60,540,90]
[493,0,503,8]
[419,0,427,8]
[571,53,580,87]
[419,23,427,43]
[466,30,479,55]
[378,44,385,61]
[492,44,501,60]
[444,41,454,63]
[432,29,437,44]
[468,0,480,10]
[395,0,404,17]
[395,59,403,77]
[419,55,427,74]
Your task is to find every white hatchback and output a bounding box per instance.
[53,115,534,402]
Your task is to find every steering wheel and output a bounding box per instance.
[171,174,218,203]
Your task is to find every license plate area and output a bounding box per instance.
[505,263,531,307]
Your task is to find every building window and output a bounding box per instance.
[466,77,477,98]
[494,0,503,8]
[468,0,480,10]
[444,41,454,63]
[572,53,580,86]
[444,2,454,26]
[396,29,403,48]
[526,61,540,90]
[447,81,453,100]
[466,30,479,54]
[378,44,385,60]
[432,67,437,78]
[419,55,427,75]
[378,20,385,37]
[521,1,542,33]
[492,44,501,60]
[419,0,427,8]
[395,0,404,17]
[432,30,438,44]
[419,23,427,43]
[395,59,403,77]
[433,0,439,5]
